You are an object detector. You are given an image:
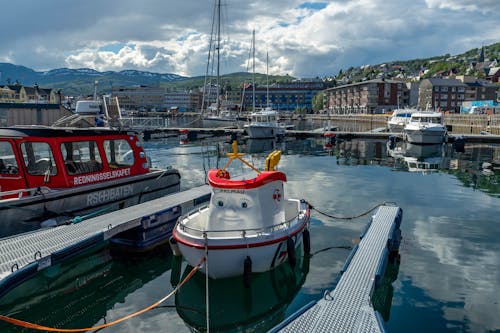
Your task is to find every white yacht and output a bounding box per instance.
[403,112,447,144]
[244,107,288,139]
[387,108,417,132]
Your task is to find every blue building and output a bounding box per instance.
[241,80,325,113]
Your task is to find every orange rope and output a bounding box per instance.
[0,257,205,332]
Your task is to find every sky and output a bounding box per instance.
[0,0,499,79]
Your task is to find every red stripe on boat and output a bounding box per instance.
[208,169,287,189]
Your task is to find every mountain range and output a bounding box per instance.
[0,63,186,96]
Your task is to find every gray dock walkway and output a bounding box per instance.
[271,205,403,333]
[0,185,211,297]
[142,126,500,143]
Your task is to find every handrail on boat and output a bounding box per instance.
[0,186,52,200]
[177,203,305,237]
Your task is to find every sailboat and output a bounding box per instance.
[201,0,240,126]
[244,31,290,139]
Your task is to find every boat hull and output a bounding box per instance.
[176,226,307,279]
[0,169,181,238]
[174,200,309,279]
[404,128,446,144]
[245,125,285,139]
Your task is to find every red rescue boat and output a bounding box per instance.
[0,126,180,238]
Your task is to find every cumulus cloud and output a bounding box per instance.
[0,0,498,78]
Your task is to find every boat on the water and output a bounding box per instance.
[173,141,310,279]
[387,108,416,132]
[0,126,181,238]
[403,111,447,144]
[244,107,289,139]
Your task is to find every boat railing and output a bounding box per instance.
[177,204,305,238]
[0,186,52,200]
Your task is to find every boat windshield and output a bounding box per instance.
[104,139,134,168]
[412,116,441,123]
[20,141,58,176]
[0,141,19,175]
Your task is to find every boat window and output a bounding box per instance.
[104,139,134,168]
[21,142,57,176]
[60,141,103,175]
[0,141,19,174]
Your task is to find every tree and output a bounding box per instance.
[312,91,324,113]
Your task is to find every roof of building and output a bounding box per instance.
[488,67,500,76]
[423,78,467,87]
[324,78,403,91]
[4,84,23,93]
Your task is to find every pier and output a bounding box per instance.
[0,185,211,298]
[142,126,500,144]
[271,205,403,333]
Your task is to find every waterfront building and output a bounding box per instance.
[112,86,167,111]
[324,79,409,114]
[165,91,202,112]
[418,77,498,113]
[0,84,58,104]
[241,79,325,113]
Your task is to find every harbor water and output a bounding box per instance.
[0,124,499,332]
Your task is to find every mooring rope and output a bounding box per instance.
[307,201,397,220]
[0,257,206,332]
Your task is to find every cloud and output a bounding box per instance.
[0,0,499,78]
[425,0,500,13]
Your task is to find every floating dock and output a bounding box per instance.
[0,185,211,298]
[271,205,403,333]
[142,126,500,143]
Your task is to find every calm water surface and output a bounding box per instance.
[0,131,499,333]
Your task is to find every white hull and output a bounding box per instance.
[0,169,180,237]
[245,125,285,139]
[388,123,406,133]
[405,128,446,144]
[177,231,305,279]
[175,199,309,279]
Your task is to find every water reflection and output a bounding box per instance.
[387,142,450,173]
[175,252,310,332]
[0,246,173,332]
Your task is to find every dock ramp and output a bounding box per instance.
[0,185,211,298]
[271,205,403,333]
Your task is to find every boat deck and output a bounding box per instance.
[0,185,211,298]
[271,205,403,333]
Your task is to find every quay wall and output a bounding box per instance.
[305,114,500,135]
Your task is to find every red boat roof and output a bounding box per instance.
[0,126,136,138]
[208,169,286,189]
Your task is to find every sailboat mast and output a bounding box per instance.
[216,0,221,114]
[252,29,255,112]
[266,51,269,108]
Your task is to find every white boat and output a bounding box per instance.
[404,111,447,144]
[244,107,288,139]
[200,1,247,126]
[243,32,290,139]
[173,141,310,279]
[387,108,416,132]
